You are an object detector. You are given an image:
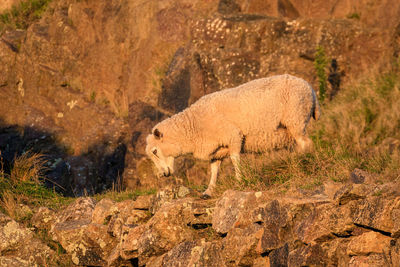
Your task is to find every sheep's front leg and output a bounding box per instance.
[202,159,221,199]
[229,131,244,181]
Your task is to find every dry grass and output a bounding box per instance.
[0,190,19,219]
[10,152,45,183]
[0,152,71,221]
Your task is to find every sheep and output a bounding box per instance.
[145,74,320,198]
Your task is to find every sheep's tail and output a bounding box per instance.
[312,89,321,120]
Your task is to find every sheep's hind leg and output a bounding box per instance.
[231,153,242,181]
[202,159,221,199]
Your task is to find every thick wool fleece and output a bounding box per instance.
[152,74,320,160]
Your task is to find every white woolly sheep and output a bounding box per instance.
[146,74,320,198]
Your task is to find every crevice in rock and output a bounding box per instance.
[332,231,352,238]
[130,257,139,267]
[260,250,272,257]
[187,223,212,230]
[354,223,392,237]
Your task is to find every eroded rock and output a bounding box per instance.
[0,212,55,266]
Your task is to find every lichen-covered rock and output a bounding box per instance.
[0,212,55,266]
[50,197,117,266]
[347,231,392,256]
[334,184,369,205]
[293,201,354,243]
[352,196,400,237]
[120,224,147,260]
[0,256,30,267]
[149,240,225,267]
[212,190,262,234]
[288,243,327,267]
[54,197,96,224]
[222,224,264,265]
[91,198,116,225]
[105,199,151,239]
[138,199,196,264]
[31,206,57,231]
[132,194,154,210]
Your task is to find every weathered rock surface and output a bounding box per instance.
[1,0,400,195]
[0,178,392,266]
[0,212,55,266]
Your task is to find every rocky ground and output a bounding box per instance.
[1,169,400,266]
[0,0,399,195]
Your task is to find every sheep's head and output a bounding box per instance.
[145,128,175,177]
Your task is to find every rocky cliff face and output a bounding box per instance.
[0,1,400,192]
[2,172,400,266]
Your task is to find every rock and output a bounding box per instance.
[91,198,116,225]
[212,190,261,234]
[55,197,95,224]
[294,202,354,243]
[177,185,190,198]
[31,206,57,230]
[138,199,195,264]
[106,200,151,239]
[334,184,368,205]
[352,196,400,237]
[132,195,154,210]
[0,0,21,13]
[223,224,264,265]
[252,257,270,267]
[349,254,389,267]
[1,0,398,196]
[347,231,392,256]
[0,212,55,266]
[0,256,30,267]
[350,168,376,184]
[150,186,189,214]
[288,243,327,267]
[120,224,147,260]
[50,197,118,266]
[152,240,225,267]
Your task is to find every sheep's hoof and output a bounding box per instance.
[201,193,211,199]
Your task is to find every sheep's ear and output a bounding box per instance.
[153,129,163,139]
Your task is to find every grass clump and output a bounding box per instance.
[314,45,328,103]
[0,0,52,33]
[0,152,71,221]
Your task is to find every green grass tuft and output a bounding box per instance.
[314,46,328,103]
[0,0,52,33]
[0,152,72,220]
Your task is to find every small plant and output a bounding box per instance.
[314,46,328,103]
[90,91,96,102]
[347,12,361,20]
[0,0,52,33]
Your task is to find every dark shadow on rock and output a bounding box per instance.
[0,118,128,197]
[0,119,70,193]
[158,47,192,113]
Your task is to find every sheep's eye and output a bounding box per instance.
[152,148,157,156]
